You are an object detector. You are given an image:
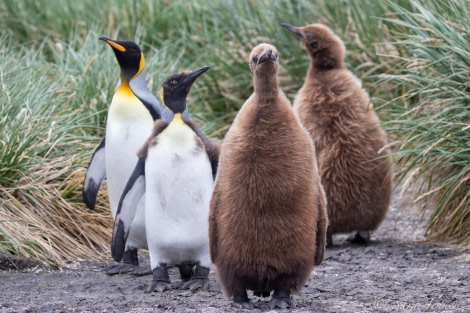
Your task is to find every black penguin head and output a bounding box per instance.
[281,23,345,70]
[99,36,144,79]
[159,66,210,114]
[249,43,279,76]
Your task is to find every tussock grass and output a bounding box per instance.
[380,0,470,247]
[0,0,468,266]
[0,35,113,266]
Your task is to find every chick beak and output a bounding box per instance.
[258,49,273,64]
[280,23,304,38]
[183,66,210,85]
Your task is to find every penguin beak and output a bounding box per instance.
[183,66,210,85]
[99,36,126,52]
[280,23,304,39]
[258,49,275,64]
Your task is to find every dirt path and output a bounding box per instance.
[1,188,469,313]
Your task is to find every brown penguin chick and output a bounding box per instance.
[208,43,328,309]
[281,23,392,246]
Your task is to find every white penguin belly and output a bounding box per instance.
[105,96,153,217]
[105,91,153,251]
[144,122,213,269]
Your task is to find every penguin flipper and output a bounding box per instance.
[185,119,220,179]
[111,158,146,262]
[82,138,106,210]
[136,95,161,121]
[314,186,328,265]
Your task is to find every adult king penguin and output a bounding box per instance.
[83,37,166,275]
[208,43,328,309]
[112,66,219,292]
[281,23,392,246]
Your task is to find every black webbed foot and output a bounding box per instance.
[131,265,152,276]
[104,263,137,275]
[347,230,370,244]
[182,278,209,291]
[105,248,139,275]
[148,280,171,293]
[232,290,253,309]
[269,288,295,309]
[182,265,209,291]
[178,263,194,282]
[148,265,171,293]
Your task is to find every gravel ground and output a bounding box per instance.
[0,187,469,313]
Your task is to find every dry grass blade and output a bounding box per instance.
[0,170,112,267]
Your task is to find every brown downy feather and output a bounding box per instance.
[288,23,392,238]
[209,43,328,299]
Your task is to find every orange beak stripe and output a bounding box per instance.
[106,40,126,52]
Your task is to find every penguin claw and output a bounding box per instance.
[232,300,254,309]
[148,281,171,293]
[130,265,152,276]
[104,263,137,275]
[232,291,253,309]
[182,278,209,291]
[269,288,295,309]
[268,297,296,309]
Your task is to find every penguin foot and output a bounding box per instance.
[122,248,139,265]
[105,263,137,275]
[232,301,254,309]
[178,263,195,282]
[182,278,209,291]
[253,290,271,298]
[182,265,209,291]
[268,288,295,309]
[148,280,171,293]
[105,248,140,275]
[148,265,171,293]
[347,230,370,245]
[131,265,152,276]
[232,291,253,309]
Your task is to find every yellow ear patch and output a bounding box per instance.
[160,86,170,110]
[131,52,145,79]
[138,52,145,74]
[106,40,126,52]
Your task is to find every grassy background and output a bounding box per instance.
[0,0,468,267]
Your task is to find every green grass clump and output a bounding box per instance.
[381,0,470,246]
[0,28,195,266]
[0,34,112,265]
[0,0,468,266]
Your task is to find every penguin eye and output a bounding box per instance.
[170,79,178,85]
[252,56,258,64]
[310,42,318,49]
